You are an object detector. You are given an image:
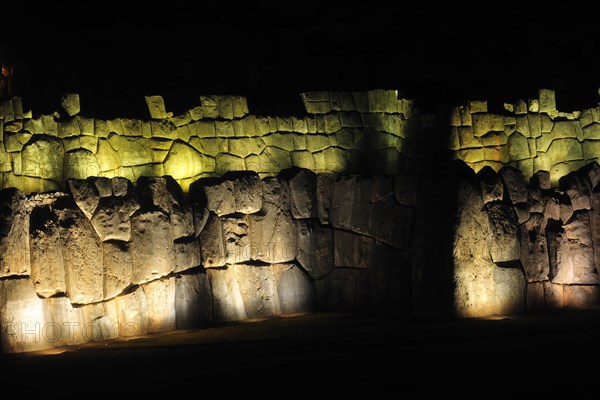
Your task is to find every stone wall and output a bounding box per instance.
[0,170,415,353]
[0,90,418,194]
[453,162,600,317]
[449,88,600,185]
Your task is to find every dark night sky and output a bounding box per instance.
[2,0,600,118]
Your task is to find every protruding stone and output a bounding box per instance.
[0,189,30,278]
[587,162,600,191]
[143,276,176,333]
[61,92,80,117]
[94,177,112,197]
[145,95,168,119]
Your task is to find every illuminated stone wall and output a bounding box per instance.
[453,162,600,317]
[449,88,600,186]
[0,170,415,353]
[0,90,418,194]
[3,87,600,354]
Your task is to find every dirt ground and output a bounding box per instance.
[2,309,600,394]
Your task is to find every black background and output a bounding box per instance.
[2,0,600,118]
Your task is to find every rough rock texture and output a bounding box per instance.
[56,200,104,305]
[29,205,66,297]
[175,270,213,328]
[4,158,600,354]
[0,189,30,277]
[248,178,296,263]
[453,177,498,318]
[0,278,51,353]
[296,220,335,279]
[143,277,177,333]
[130,211,174,285]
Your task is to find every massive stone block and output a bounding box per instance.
[143,276,177,333]
[548,211,597,284]
[45,296,87,346]
[202,173,262,216]
[500,167,528,205]
[271,263,315,314]
[137,176,194,239]
[102,241,133,300]
[484,201,520,263]
[316,173,336,224]
[29,205,66,297]
[0,189,30,278]
[67,179,100,220]
[90,195,140,242]
[20,136,64,182]
[296,220,334,279]
[115,287,149,337]
[56,200,104,305]
[288,168,317,219]
[80,300,119,342]
[453,177,497,318]
[175,270,213,329]
[494,266,526,315]
[199,212,226,268]
[0,277,51,353]
[173,238,201,273]
[130,211,174,285]
[232,264,282,317]
[248,178,296,263]
[520,214,549,282]
[333,229,374,268]
[208,267,247,322]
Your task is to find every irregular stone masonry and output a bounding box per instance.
[449,88,600,185]
[0,170,414,353]
[0,90,418,194]
[453,163,600,318]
